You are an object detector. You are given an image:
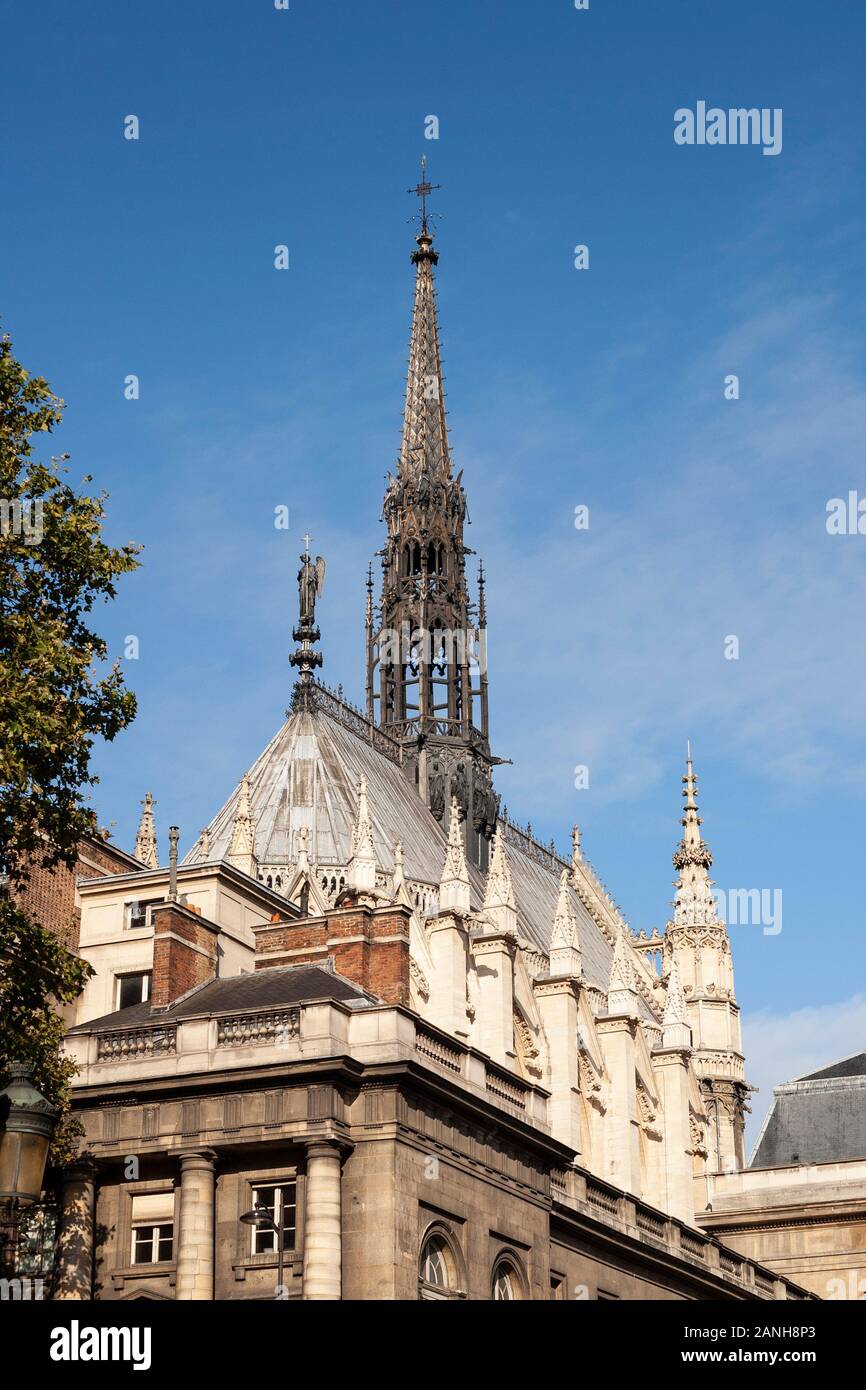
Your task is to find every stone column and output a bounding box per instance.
[54,1159,96,1300]
[303,1141,342,1300]
[175,1149,216,1300]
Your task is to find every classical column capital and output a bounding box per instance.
[304,1138,346,1162]
[60,1155,98,1185]
[177,1148,218,1169]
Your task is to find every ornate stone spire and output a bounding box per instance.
[481,831,517,936]
[368,168,500,873]
[284,825,327,918]
[607,933,638,1017]
[134,792,159,869]
[672,742,719,928]
[348,775,378,894]
[550,868,582,978]
[225,773,258,878]
[439,796,471,914]
[663,744,749,1171]
[399,159,450,482]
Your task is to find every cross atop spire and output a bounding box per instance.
[407,155,441,235]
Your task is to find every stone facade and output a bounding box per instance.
[60,989,810,1302]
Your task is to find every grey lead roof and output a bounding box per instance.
[183,701,637,1005]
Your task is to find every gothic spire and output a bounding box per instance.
[439,797,471,914]
[550,868,582,978]
[672,743,718,928]
[663,746,748,1170]
[481,831,517,936]
[226,773,258,878]
[134,792,159,869]
[607,933,638,1017]
[368,169,500,872]
[399,161,450,481]
[348,775,378,894]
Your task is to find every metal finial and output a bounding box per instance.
[407,154,441,234]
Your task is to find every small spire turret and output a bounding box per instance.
[134,792,159,869]
[226,774,258,878]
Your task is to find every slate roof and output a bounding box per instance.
[798,1051,866,1082]
[750,1050,866,1168]
[69,964,371,1033]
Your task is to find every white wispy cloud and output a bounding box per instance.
[744,995,866,1152]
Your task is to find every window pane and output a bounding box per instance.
[132,1228,153,1264]
[119,975,142,1009]
[118,973,151,1009]
[132,1223,173,1264]
[250,1183,296,1254]
[421,1239,448,1287]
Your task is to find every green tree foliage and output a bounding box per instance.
[0,331,140,1158]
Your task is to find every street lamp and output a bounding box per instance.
[239,1200,288,1297]
[0,1062,60,1275]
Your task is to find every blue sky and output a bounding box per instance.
[3,0,865,1138]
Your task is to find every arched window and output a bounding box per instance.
[418,1226,464,1300]
[491,1254,526,1301]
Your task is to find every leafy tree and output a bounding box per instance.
[0,330,140,1159]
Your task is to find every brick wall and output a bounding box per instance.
[13,836,139,951]
[253,901,412,1007]
[151,902,219,1008]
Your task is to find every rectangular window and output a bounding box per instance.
[130,1192,174,1266]
[116,972,151,1009]
[125,898,164,930]
[132,1224,173,1265]
[250,1182,297,1253]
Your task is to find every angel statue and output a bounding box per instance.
[298,550,326,626]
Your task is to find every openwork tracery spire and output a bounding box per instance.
[366,164,500,871]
